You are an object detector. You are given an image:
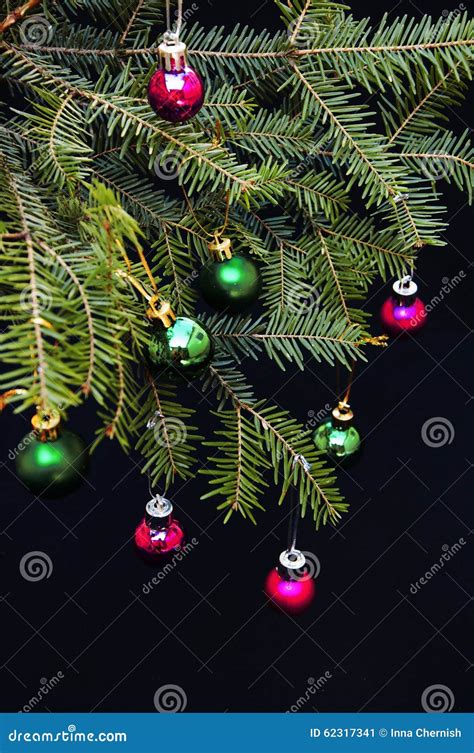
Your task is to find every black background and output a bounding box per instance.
[0,0,473,717]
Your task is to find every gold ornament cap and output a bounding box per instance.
[158,31,187,72]
[208,237,233,262]
[31,408,61,441]
[147,296,177,328]
[332,401,354,426]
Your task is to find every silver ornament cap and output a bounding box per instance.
[279,548,306,571]
[393,275,418,298]
[146,494,173,521]
[158,31,187,72]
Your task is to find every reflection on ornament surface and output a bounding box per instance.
[148,67,204,123]
[148,316,214,380]
[199,255,261,312]
[265,568,315,614]
[380,296,426,334]
[313,419,361,462]
[134,518,185,557]
[15,430,88,497]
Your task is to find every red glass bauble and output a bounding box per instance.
[148,67,204,123]
[264,568,315,614]
[134,517,185,557]
[380,296,426,334]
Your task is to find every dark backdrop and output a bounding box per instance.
[1,0,472,716]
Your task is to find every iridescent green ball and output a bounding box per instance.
[15,431,88,498]
[148,316,214,380]
[199,255,261,313]
[313,419,361,462]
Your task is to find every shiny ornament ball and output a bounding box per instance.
[313,418,361,462]
[265,568,315,614]
[15,431,88,498]
[148,316,214,380]
[148,67,204,123]
[380,296,426,334]
[134,517,185,558]
[199,255,261,313]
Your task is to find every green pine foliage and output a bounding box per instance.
[0,0,472,526]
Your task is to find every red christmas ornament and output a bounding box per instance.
[148,33,204,123]
[134,495,185,559]
[380,276,426,334]
[265,550,315,614]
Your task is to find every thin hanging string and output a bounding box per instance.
[287,461,301,552]
[287,484,300,552]
[182,188,231,241]
[342,359,357,404]
[165,0,183,38]
[117,239,158,295]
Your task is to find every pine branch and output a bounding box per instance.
[0,0,41,34]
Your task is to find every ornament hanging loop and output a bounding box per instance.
[165,0,184,41]
[146,296,177,328]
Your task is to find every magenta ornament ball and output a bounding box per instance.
[148,67,205,123]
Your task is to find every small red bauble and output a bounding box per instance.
[148,36,204,123]
[380,276,426,335]
[265,569,315,614]
[148,68,204,124]
[265,550,315,614]
[134,495,185,559]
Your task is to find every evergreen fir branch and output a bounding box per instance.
[318,215,415,279]
[152,223,198,314]
[384,64,469,144]
[0,0,41,34]
[203,357,256,409]
[399,130,474,202]
[134,375,202,489]
[38,240,96,396]
[209,310,366,370]
[204,366,348,526]
[228,110,314,161]
[201,405,270,524]
[0,142,84,410]
[2,45,288,203]
[285,172,350,222]
[18,89,92,186]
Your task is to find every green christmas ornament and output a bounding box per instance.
[199,237,261,313]
[15,411,88,498]
[313,401,361,463]
[148,314,214,380]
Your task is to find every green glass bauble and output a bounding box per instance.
[199,255,261,313]
[15,431,88,498]
[313,419,361,462]
[148,316,214,380]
